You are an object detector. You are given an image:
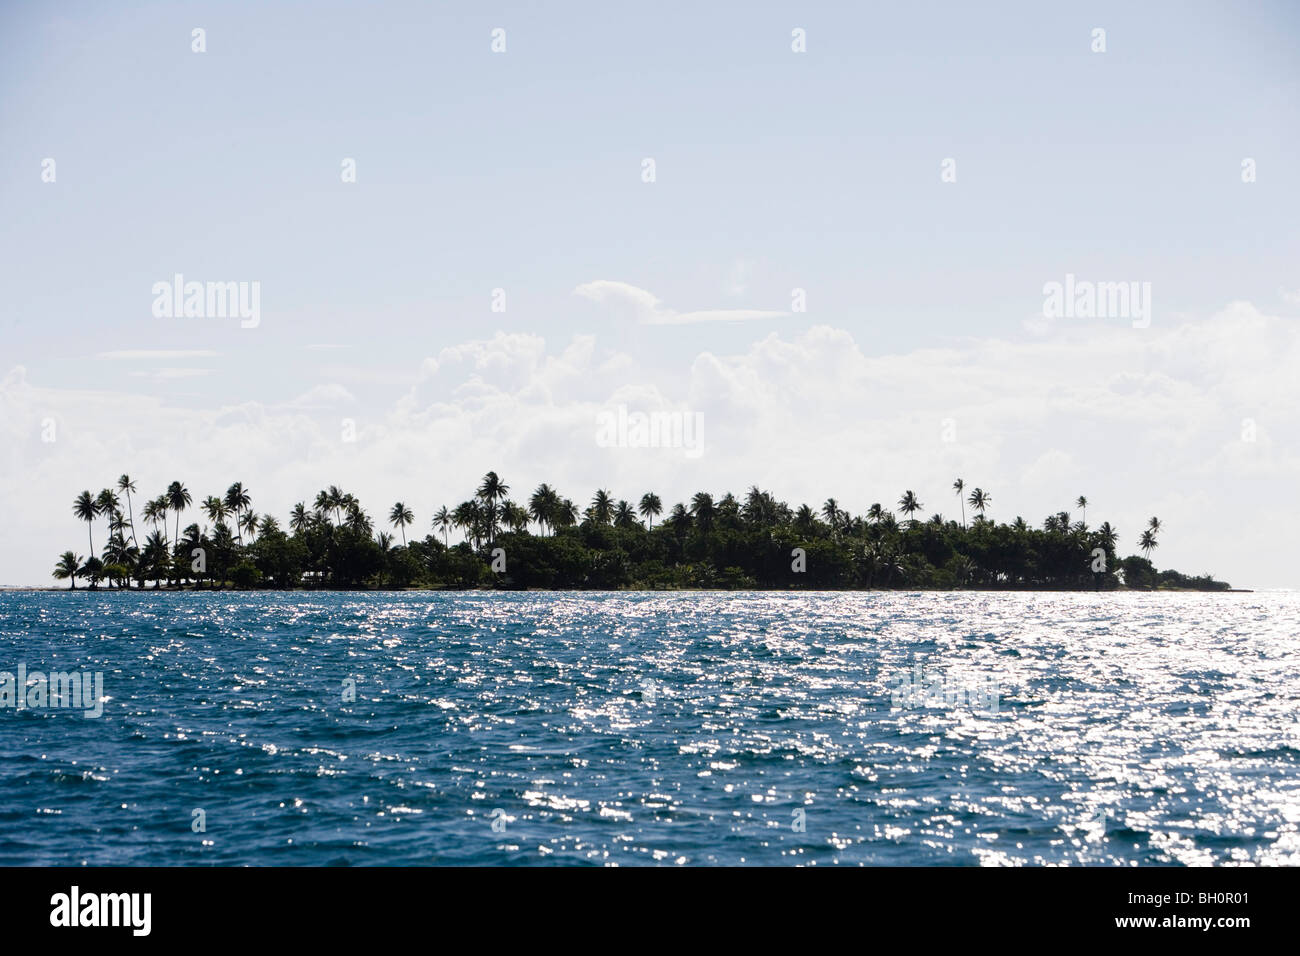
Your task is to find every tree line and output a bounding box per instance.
[52,473,1230,591]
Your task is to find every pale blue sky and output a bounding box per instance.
[1,1,1298,586]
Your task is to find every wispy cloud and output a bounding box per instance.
[282,383,357,409]
[98,350,219,360]
[128,368,212,380]
[574,280,786,325]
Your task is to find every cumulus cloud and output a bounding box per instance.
[5,302,1299,587]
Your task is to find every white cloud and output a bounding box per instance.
[283,384,357,410]
[573,279,786,325]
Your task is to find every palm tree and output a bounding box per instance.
[108,511,132,549]
[1139,529,1158,561]
[117,475,138,547]
[142,496,168,548]
[239,509,260,543]
[968,487,991,520]
[614,500,637,528]
[314,489,334,524]
[95,489,119,550]
[529,484,557,535]
[1076,496,1088,526]
[389,502,414,545]
[432,506,452,546]
[166,481,192,547]
[638,492,663,529]
[477,472,509,540]
[953,478,966,528]
[690,492,716,531]
[452,501,478,547]
[72,490,99,556]
[1148,516,1162,535]
[667,503,691,548]
[53,551,82,590]
[821,498,840,533]
[325,485,346,525]
[501,501,530,533]
[590,489,614,525]
[142,530,169,586]
[224,483,251,545]
[1096,521,1118,551]
[555,499,579,530]
[203,495,228,527]
[290,503,310,534]
[898,490,923,527]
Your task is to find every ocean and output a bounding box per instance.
[1,590,1296,865]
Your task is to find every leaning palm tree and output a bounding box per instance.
[968,487,991,520]
[432,505,452,546]
[898,490,923,527]
[53,551,82,590]
[166,481,192,547]
[638,492,663,530]
[1076,496,1088,526]
[1139,528,1158,561]
[72,490,99,557]
[117,475,139,547]
[388,502,414,545]
[953,479,966,528]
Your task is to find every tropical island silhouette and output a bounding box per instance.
[51,472,1233,591]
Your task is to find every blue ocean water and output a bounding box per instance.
[1,590,1297,866]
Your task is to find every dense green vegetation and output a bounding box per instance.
[52,473,1233,591]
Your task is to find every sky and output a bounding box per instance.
[1,0,1298,587]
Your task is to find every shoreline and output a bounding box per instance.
[4,585,1257,594]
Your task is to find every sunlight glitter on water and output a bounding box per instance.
[1,590,1297,865]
